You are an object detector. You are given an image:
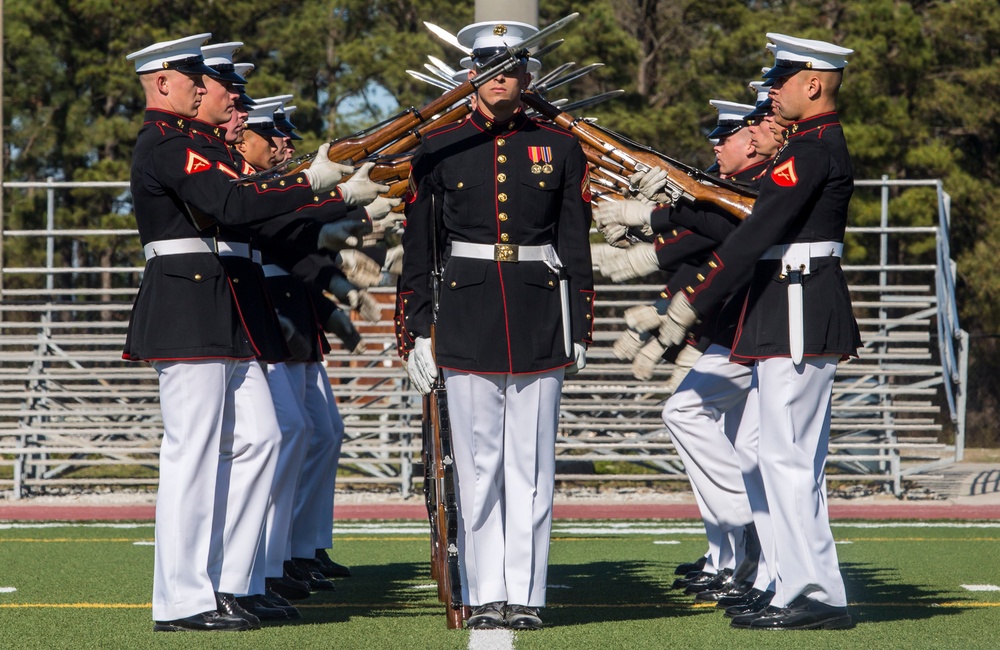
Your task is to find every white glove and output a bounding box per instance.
[594,243,659,282]
[612,328,646,361]
[337,162,389,206]
[364,195,403,221]
[407,336,437,395]
[628,166,671,205]
[566,342,587,375]
[335,249,382,288]
[657,292,701,347]
[347,289,381,323]
[383,245,404,276]
[593,199,654,245]
[664,344,703,393]
[632,338,667,381]
[303,143,354,192]
[368,208,405,242]
[624,303,666,332]
[318,219,367,250]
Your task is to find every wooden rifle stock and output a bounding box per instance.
[377,101,472,157]
[422,326,464,629]
[521,92,756,219]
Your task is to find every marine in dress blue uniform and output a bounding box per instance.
[124,34,358,632]
[658,34,860,631]
[396,21,594,631]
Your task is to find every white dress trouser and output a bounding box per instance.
[732,375,774,591]
[249,362,311,590]
[756,356,846,608]
[443,368,564,608]
[290,361,343,557]
[151,359,279,621]
[662,345,755,573]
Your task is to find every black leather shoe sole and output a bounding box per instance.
[674,556,707,575]
[153,614,250,632]
[750,614,854,630]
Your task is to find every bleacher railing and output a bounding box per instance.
[0,178,966,497]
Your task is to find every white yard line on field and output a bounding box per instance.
[469,629,515,650]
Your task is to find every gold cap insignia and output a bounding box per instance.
[494,24,507,36]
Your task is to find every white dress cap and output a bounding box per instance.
[126,33,215,75]
[748,81,770,105]
[245,100,285,137]
[252,94,294,112]
[201,42,247,83]
[455,21,541,72]
[708,100,757,139]
[764,33,854,79]
[234,62,255,79]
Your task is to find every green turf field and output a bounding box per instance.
[0,520,998,649]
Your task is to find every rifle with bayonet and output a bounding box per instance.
[243,13,580,184]
[521,92,757,219]
[422,176,465,628]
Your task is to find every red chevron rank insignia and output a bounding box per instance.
[771,157,798,187]
[581,167,592,202]
[240,160,255,176]
[216,162,239,179]
[184,149,212,175]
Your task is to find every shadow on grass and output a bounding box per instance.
[291,561,448,625]
[843,561,972,625]
[544,560,705,626]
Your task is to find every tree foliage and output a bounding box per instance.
[3,0,999,436]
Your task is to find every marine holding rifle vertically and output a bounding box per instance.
[396,21,595,630]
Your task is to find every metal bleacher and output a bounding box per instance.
[0,178,967,497]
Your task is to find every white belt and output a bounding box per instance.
[450,241,557,264]
[262,264,290,277]
[760,241,843,274]
[217,241,262,263]
[143,237,214,261]
[450,241,572,357]
[759,241,842,365]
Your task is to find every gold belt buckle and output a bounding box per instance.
[494,243,518,262]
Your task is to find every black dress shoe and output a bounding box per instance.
[266,575,310,601]
[695,577,747,603]
[674,555,708,576]
[749,596,853,630]
[215,592,261,630]
[730,604,780,629]
[714,582,756,608]
[236,594,290,621]
[153,610,250,632]
[286,559,336,591]
[467,601,506,629]
[672,570,713,590]
[262,590,302,620]
[505,604,542,630]
[725,589,774,619]
[686,568,733,595]
[315,549,353,578]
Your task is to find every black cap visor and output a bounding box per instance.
[207,63,249,84]
[743,98,773,122]
[708,120,745,140]
[249,122,286,139]
[148,54,217,77]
